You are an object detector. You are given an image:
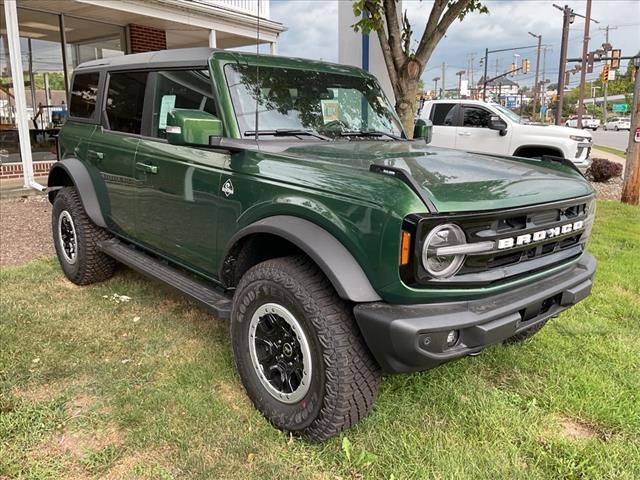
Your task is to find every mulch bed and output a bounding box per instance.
[0,195,54,268]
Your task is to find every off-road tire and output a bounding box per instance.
[52,187,115,285]
[231,255,381,442]
[505,319,548,344]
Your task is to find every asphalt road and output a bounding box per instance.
[591,129,630,152]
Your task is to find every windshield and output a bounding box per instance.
[492,104,523,123]
[224,63,403,139]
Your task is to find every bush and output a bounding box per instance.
[587,157,623,182]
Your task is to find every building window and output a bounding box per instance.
[105,72,148,134]
[152,70,216,138]
[69,73,100,119]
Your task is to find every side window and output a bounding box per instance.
[430,103,457,126]
[462,106,491,128]
[105,72,148,134]
[152,70,217,138]
[69,72,100,119]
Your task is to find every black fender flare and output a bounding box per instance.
[47,158,107,228]
[226,216,382,303]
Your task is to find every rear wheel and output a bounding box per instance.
[231,255,381,442]
[52,187,115,285]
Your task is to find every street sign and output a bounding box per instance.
[608,69,616,81]
[506,96,517,108]
[612,103,628,113]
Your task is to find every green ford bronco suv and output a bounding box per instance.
[48,48,597,442]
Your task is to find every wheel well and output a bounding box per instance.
[47,167,74,203]
[222,233,305,288]
[513,146,564,159]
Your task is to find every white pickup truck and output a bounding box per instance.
[419,100,592,169]
[565,115,600,130]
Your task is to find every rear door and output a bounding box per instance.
[89,71,148,238]
[428,102,459,148]
[133,68,227,277]
[455,104,511,155]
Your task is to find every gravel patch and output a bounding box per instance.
[0,195,54,268]
[590,177,623,201]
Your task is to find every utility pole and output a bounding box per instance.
[456,70,465,97]
[576,0,598,129]
[622,55,640,205]
[599,25,617,123]
[541,46,548,121]
[441,62,446,99]
[553,4,574,126]
[495,57,499,76]
[432,76,440,98]
[482,48,488,100]
[529,32,542,121]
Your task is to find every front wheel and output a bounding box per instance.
[231,255,381,442]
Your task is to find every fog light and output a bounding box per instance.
[446,330,459,347]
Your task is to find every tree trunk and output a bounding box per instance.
[395,60,421,139]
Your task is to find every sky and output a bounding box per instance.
[269,0,640,91]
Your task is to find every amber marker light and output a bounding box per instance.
[400,231,411,266]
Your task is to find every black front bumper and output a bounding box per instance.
[354,253,596,373]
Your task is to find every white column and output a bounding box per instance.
[208,29,217,48]
[3,0,43,190]
[269,42,276,55]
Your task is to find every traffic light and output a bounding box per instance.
[511,63,517,77]
[587,52,594,73]
[522,59,530,74]
[611,49,621,70]
[602,64,609,82]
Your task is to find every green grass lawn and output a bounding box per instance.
[1,200,639,480]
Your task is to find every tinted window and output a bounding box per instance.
[105,72,148,134]
[463,106,491,128]
[430,103,457,126]
[69,72,99,118]
[152,70,216,138]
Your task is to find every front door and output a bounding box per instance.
[134,69,227,278]
[455,104,511,155]
[90,71,148,238]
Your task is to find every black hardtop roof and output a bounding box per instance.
[73,47,369,77]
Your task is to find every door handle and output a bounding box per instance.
[135,162,158,174]
[88,150,104,160]
[458,132,472,137]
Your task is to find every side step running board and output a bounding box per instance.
[99,238,232,319]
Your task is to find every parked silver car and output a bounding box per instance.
[603,117,631,131]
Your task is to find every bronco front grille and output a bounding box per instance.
[401,195,595,288]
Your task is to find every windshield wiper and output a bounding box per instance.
[244,129,330,141]
[339,130,404,141]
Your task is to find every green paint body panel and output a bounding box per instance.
[57,49,596,305]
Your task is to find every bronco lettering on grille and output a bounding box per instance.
[497,220,584,250]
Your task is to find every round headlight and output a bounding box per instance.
[422,224,466,278]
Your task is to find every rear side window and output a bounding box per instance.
[430,103,457,126]
[152,70,217,138]
[105,72,148,134]
[69,72,100,119]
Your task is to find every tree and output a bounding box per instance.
[352,0,488,137]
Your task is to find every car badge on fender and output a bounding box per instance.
[222,179,234,197]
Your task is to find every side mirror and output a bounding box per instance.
[488,114,508,135]
[166,109,223,146]
[413,119,433,144]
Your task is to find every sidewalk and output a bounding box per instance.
[0,176,47,200]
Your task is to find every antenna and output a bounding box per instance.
[254,2,261,143]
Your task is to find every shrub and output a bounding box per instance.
[587,157,623,182]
